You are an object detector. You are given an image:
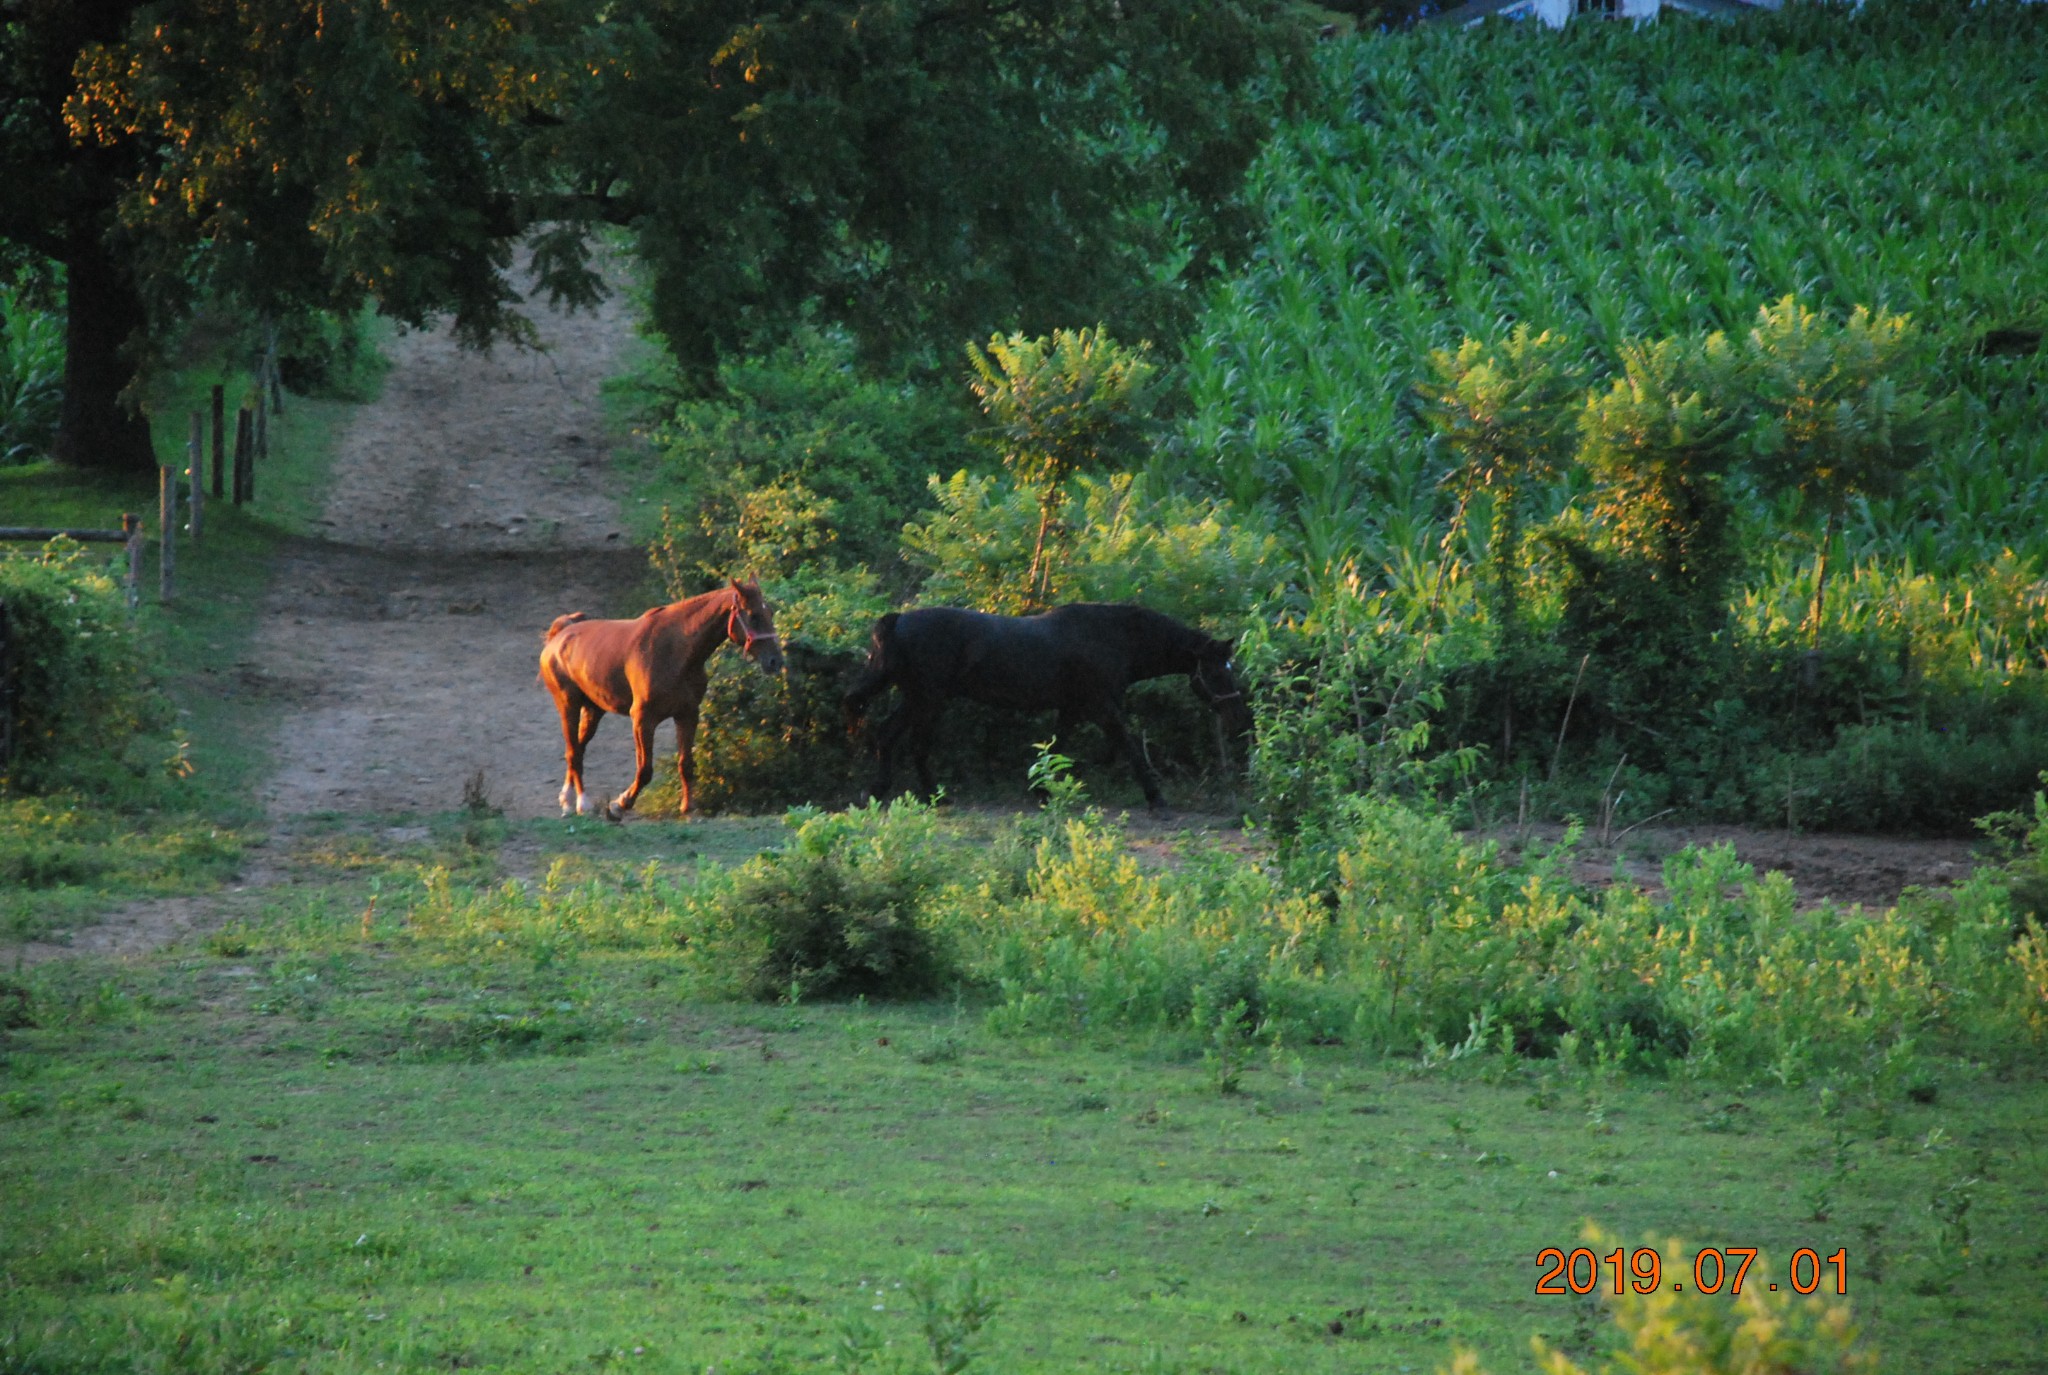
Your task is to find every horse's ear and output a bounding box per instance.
[728,576,742,591]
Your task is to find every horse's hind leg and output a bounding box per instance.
[556,691,601,816]
[607,705,657,820]
[865,698,933,803]
[671,702,701,818]
[906,701,944,802]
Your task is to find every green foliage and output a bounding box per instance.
[0,279,62,464]
[1549,331,1751,726]
[0,538,170,795]
[647,328,974,585]
[696,801,960,1002]
[903,470,1284,626]
[1419,325,1585,645]
[1448,1228,1875,1375]
[64,0,604,347]
[1237,572,1486,872]
[964,327,1158,607]
[1743,297,1944,515]
[939,795,2040,1079]
[1741,297,1947,641]
[272,309,386,402]
[581,3,1306,377]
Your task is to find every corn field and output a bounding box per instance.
[1182,1,2048,575]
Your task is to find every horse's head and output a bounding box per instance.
[727,578,786,675]
[1190,635,1254,738]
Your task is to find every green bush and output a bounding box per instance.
[1448,1227,1875,1375]
[947,792,2040,1078]
[0,280,63,465]
[0,539,170,795]
[694,801,962,1001]
[904,469,1285,626]
[681,565,893,815]
[274,308,384,400]
[647,326,973,584]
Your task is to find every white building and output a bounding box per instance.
[1432,0,1782,26]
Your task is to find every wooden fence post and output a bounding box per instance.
[210,385,226,499]
[187,411,205,541]
[265,325,285,417]
[0,600,11,770]
[233,407,252,505]
[122,514,142,610]
[158,466,176,603]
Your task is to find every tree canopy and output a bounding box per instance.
[4,0,1305,472]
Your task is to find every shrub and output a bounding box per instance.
[0,281,62,465]
[1446,1227,1875,1375]
[694,801,961,1001]
[646,326,973,584]
[903,469,1285,627]
[682,567,892,814]
[956,788,2040,1076]
[274,308,384,400]
[1237,573,1487,878]
[963,326,1156,607]
[0,538,170,794]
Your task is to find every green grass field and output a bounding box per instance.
[3,815,2044,1374]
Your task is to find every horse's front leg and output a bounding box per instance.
[672,703,701,818]
[1099,705,1167,812]
[863,699,920,803]
[607,705,657,821]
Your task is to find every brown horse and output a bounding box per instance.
[538,579,785,819]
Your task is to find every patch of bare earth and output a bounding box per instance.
[1483,822,1983,911]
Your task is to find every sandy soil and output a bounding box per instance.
[1483,822,1982,912]
[254,277,649,821]
[4,267,1997,964]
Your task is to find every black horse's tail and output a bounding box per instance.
[841,612,900,733]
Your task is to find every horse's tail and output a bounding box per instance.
[543,612,589,643]
[841,612,901,732]
[537,612,590,683]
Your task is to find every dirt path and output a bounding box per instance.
[255,274,649,821]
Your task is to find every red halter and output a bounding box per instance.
[728,590,779,652]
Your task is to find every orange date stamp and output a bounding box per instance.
[1535,1246,1849,1296]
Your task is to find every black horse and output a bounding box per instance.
[841,603,1252,810]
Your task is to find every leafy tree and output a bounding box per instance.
[7,0,600,473]
[1740,297,1945,642]
[1419,325,1584,754]
[559,2,1304,382]
[1419,326,1584,656]
[964,326,1154,608]
[13,0,1302,474]
[1557,331,1752,721]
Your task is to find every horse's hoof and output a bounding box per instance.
[601,803,625,824]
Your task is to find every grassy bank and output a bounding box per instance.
[0,341,373,943]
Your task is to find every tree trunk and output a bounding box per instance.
[54,232,156,474]
[1807,509,1837,648]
